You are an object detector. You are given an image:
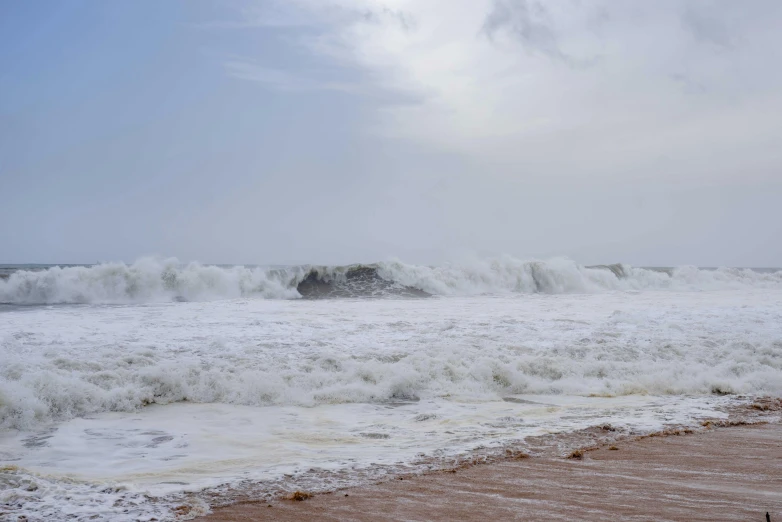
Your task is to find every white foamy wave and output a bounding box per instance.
[3,341,780,431]
[0,257,780,304]
[0,258,301,305]
[376,258,782,295]
[2,291,781,430]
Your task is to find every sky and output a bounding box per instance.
[1,0,781,267]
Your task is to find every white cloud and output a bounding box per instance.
[239,0,782,184]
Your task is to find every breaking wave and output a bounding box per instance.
[0,257,780,305]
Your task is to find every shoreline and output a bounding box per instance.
[197,401,782,521]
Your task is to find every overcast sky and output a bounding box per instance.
[2,0,781,266]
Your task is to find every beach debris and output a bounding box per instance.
[288,491,313,501]
[173,505,193,518]
[567,449,584,460]
[505,449,531,459]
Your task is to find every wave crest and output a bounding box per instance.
[1,257,780,304]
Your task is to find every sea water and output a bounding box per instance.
[1,258,781,520]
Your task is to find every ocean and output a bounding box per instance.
[1,257,781,521]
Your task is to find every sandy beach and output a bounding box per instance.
[201,421,782,521]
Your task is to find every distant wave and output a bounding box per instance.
[1,257,780,305]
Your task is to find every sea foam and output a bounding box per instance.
[2,289,780,430]
[1,256,780,304]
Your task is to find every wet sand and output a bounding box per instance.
[201,422,781,521]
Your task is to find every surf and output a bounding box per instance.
[0,256,780,305]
